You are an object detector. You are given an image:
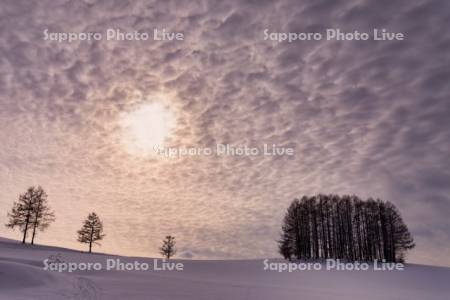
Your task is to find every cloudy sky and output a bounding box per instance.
[0,0,449,266]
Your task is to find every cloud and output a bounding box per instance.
[0,0,449,266]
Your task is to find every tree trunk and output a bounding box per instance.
[31,200,42,246]
[31,224,37,245]
[22,227,27,244]
[89,226,94,253]
[22,214,31,244]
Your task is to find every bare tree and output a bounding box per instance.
[159,235,176,259]
[77,213,105,253]
[279,194,415,262]
[6,186,54,244]
[30,187,55,245]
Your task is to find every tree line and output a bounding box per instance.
[279,194,415,262]
[5,186,176,257]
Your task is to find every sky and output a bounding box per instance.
[0,0,449,266]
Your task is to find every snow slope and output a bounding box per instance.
[0,237,449,300]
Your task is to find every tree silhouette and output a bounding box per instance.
[279,194,415,262]
[160,235,176,259]
[30,187,55,245]
[77,212,105,253]
[5,186,54,244]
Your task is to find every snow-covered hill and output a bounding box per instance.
[0,237,449,300]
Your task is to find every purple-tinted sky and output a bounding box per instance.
[0,0,449,266]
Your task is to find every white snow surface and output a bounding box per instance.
[0,237,449,299]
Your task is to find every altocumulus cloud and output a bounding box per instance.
[0,0,449,266]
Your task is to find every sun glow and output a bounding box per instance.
[120,102,176,155]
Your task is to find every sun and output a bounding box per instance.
[120,102,176,155]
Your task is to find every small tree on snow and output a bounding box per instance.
[77,212,105,253]
[6,187,35,244]
[5,186,55,244]
[30,187,55,245]
[160,235,176,259]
